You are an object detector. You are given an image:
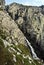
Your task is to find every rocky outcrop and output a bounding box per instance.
[0,1,44,65]
[40,5,44,15]
[7,3,44,60]
[0,10,44,65]
[0,0,5,10]
[0,11,27,45]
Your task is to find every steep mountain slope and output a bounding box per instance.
[7,3,44,60]
[0,9,44,65]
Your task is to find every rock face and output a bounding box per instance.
[0,2,44,65]
[0,10,44,65]
[0,0,5,10]
[7,3,44,60]
[40,5,44,15]
[0,11,27,45]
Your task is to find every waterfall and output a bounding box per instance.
[25,38,39,60]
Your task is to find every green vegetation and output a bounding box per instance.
[24,58,31,65]
[0,38,14,65]
[15,55,24,65]
[0,8,3,11]
[10,44,43,65]
[0,27,43,65]
[18,44,31,56]
[12,44,31,56]
[33,60,43,65]
[0,38,5,47]
[0,29,6,39]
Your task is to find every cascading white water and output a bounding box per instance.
[25,38,39,60]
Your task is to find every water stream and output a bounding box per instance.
[25,38,40,60]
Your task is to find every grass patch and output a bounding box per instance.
[15,55,24,65]
[0,29,6,39]
[18,44,31,56]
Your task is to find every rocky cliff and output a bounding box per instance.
[7,3,44,60]
[0,2,44,65]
